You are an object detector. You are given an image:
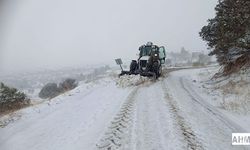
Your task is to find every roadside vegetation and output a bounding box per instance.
[0,83,30,115]
[200,0,250,76]
[199,0,250,114]
[39,78,78,99]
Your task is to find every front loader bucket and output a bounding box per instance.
[119,70,157,80]
[140,71,156,78]
[119,70,140,77]
[119,71,131,77]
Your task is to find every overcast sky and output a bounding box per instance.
[0,0,217,73]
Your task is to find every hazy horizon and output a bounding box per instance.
[0,0,217,74]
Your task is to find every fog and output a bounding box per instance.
[0,0,217,74]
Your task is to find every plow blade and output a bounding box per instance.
[139,71,156,77]
[119,70,156,79]
[119,71,139,77]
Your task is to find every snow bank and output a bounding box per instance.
[213,69,250,114]
[115,75,149,88]
[0,113,22,128]
[170,67,250,132]
[0,73,134,150]
[197,67,250,114]
[0,75,113,128]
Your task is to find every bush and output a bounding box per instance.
[0,82,30,114]
[58,78,78,92]
[39,83,60,99]
[39,78,78,99]
[192,62,205,67]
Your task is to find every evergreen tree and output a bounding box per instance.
[0,82,28,105]
[200,0,250,74]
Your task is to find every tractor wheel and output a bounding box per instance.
[130,60,138,74]
[152,62,160,78]
[158,65,162,77]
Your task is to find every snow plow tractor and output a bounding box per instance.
[116,42,166,79]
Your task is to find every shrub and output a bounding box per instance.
[0,82,30,114]
[39,83,60,99]
[39,78,78,99]
[58,78,78,92]
[192,62,204,67]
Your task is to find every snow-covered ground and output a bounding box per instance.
[0,75,136,150]
[0,65,110,100]
[192,66,250,134]
[0,66,249,150]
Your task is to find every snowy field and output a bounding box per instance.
[0,66,250,150]
[0,65,110,100]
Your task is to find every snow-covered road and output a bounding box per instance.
[0,68,249,150]
[96,70,247,150]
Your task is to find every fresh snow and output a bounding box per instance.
[0,67,249,150]
[0,77,134,150]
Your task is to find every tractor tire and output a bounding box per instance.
[130,60,138,74]
[158,65,162,77]
[152,62,160,78]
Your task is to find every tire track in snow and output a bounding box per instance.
[114,80,186,150]
[179,77,247,133]
[96,80,173,150]
[95,68,205,150]
[162,82,204,150]
[96,87,139,150]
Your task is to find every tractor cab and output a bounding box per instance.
[138,45,157,70]
[139,45,158,57]
[138,43,166,66]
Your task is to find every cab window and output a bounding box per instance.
[159,47,165,59]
